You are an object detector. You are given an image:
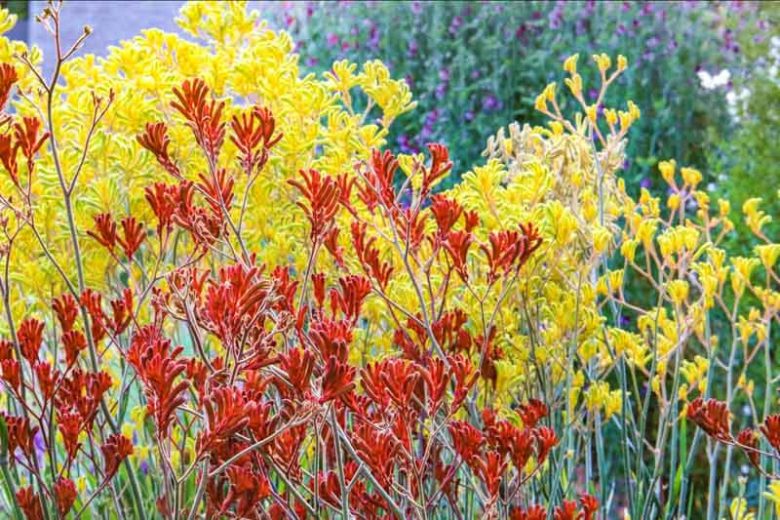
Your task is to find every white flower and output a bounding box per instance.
[697,69,731,90]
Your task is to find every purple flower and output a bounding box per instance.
[407,40,419,58]
[439,68,450,82]
[482,94,501,112]
[588,88,599,101]
[411,1,423,15]
[449,16,463,35]
[464,110,475,122]
[640,177,652,190]
[470,69,481,80]
[326,33,340,47]
[306,57,319,68]
[435,83,448,99]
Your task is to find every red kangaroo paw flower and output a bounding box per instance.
[510,505,547,520]
[535,426,558,463]
[687,397,732,441]
[118,216,145,259]
[101,433,133,479]
[0,63,18,110]
[17,318,44,363]
[1,359,20,391]
[16,486,44,520]
[737,428,760,468]
[580,493,599,520]
[52,293,79,333]
[319,355,356,403]
[762,414,780,453]
[289,168,341,242]
[87,213,118,253]
[517,399,548,428]
[171,78,226,162]
[444,230,472,282]
[13,116,49,168]
[430,195,462,237]
[137,122,181,177]
[53,477,78,517]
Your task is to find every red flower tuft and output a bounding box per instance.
[87,213,118,253]
[289,169,341,242]
[16,486,44,520]
[687,397,732,441]
[119,216,145,258]
[171,78,225,162]
[101,433,134,479]
[0,63,18,110]
[137,122,181,177]
[761,415,780,453]
[18,318,44,363]
[53,477,78,517]
[52,293,79,333]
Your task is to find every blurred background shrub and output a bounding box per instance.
[269,1,773,195]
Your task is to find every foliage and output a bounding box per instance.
[274,0,756,191]
[0,2,776,519]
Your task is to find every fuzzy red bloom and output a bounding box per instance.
[230,105,281,175]
[118,216,145,258]
[128,326,189,436]
[224,466,271,517]
[330,275,372,323]
[16,486,44,520]
[351,221,393,290]
[0,339,12,361]
[80,289,107,342]
[421,143,453,196]
[762,415,780,453]
[475,450,507,498]
[449,420,483,466]
[535,426,558,463]
[687,397,732,441]
[737,428,760,468]
[13,117,49,167]
[101,433,134,479]
[145,182,177,236]
[309,318,352,363]
[1,359,20,391]
[0,63,18,110]
[52,293,79,333]
[553,500,579,520]
[62,330,87,366]
[2,414,37,460]
[511,505,548,520]
[137,122,181,177]
[581,494,599,520]
[199,387,257,452]
[87,213,118,252]
[517,399,548,428]
[449,353,478,411]
[171,79,225,162]
[53,477,78,517]
[57,409,82,462]
[278,347,314,396]
[430,195,463,237]
[33,361,58,401]
[444,230,472,282]
[319,355,356,403]
[420,357,448,413]
[18,317,44,363]
[357,148,398,211]
[0,133,18,185]
[289,169,341,242]
[351,422,398,488]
